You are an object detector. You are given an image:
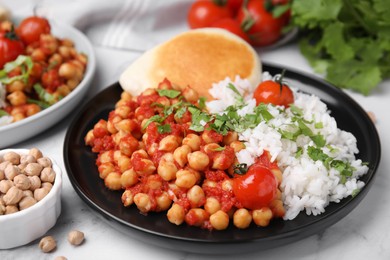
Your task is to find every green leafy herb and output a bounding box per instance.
[0,55,34,84]
[213,146,226,152]
[157,124,172,134]
[142,115,164,130]
[291,0,390,94]
[156,89,181,98]
[198,97,207,109]
[227,83,245,106]
[33,83,56,105]
[27,98,50,109]
[0,109,9,117]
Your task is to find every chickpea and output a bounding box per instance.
[155,192,172,211]
[135,159,156,176]
[20,155,36,164]
[182,134,201,151]
[159,135,179,152]
[41,182,53,191]
[11,113,25,122]
[34,187,50,202]
[230,141,246,153]
[4,164,20,180]
[187,185,205,208]
[37,157,52,168]
[3,186,23,205]
[49,53,63,66]
[6,80,25,92]
[19,196,37,210]
[84,130,95,145]
[271,168,282,186]
[39,236,57,253]
[221,179,233,192]
[121,190,134,207]
[7,90,27,106]
[3,151,20,165]
[252,207,273,227]
[28,176,42,191]
[13,174,31,190]
[0,161,11,171]
[67,230,85,246]
[185,208,209,227]
[233,208,252,229]
[203,143,221,154]
[157,160,177,181]
[0,170,4,181]
[0,204,5,215]
[204,197,221,215]
[175,169,197,189]
[167,203,185,225]
[25,104,41,117]
[210,210,230,230]
[223,131,238,145]
[114,106,131,119]
[120,169,138,188]
[0,180,14,194]
[182,86,199,103]
[104,172,122,190]
[5,205,18,214]
[40,167,56,183]
[269,199,285,218]
[22,189,33,198]
[55,256,67,260]
[173,145,191,167]
[29,148,43,160]
[187,151,210,171]
[24,163,43,176]
[31,48,46,62]
[67,78,80,90]
[134,193,152,213]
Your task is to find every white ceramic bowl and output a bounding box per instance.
[0,149,62,249]
[0,18,96,148]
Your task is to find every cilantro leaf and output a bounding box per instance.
[156,89,181,98]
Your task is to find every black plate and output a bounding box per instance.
[64,63,381,254]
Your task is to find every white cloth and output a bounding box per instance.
[1,0,192,52]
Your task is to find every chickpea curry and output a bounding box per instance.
[0,16,87,124]
[85,79,285,230]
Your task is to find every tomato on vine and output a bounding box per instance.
[16,16,51,45]
[0,31,25,69]
[187,0,233,29]
[237,0,285,46]
[253,70,294,107]
[211,18,250,42]
[233,163,278,210]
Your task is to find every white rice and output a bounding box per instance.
[207,73,368,220]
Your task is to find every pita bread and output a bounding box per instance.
[119,28,262,100]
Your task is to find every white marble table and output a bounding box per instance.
[1,2,390,260]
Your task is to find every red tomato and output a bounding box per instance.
[0,32,25,69]
[211,18,250,42]
[41,69,62,92]
[253,74,294,107]
[16,16,51,45]
[187,0,232,29]
[226,0,243,15]
[233,164,277,210]
[237,0,284,46]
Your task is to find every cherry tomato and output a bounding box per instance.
[188,0,232,29]
[16,16,51,45]
[0,32,25,69]
[226,0,244,15]
[253,72,294,107]
[233,164,277,210]
[237,0,284,46]
[211,18,250,42]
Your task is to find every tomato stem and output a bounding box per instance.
[276,69,286,95]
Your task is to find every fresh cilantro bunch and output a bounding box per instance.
[291,0,390,95]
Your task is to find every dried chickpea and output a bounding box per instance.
[0,180,14,193]
[4,164,20,180]
[3,151,20,165]
[39,236,57,253]
[28,176,42,191]
[24,163,43,176]
[20,154,36,164]
[37,157,52,168]
[34,187,49,202]
[13,174,31,190]
[0,204,5,215]
[0,161,11,171]
[19,196,37,210]
[40,167,56,183]
[41,182,53,191]
[67,230,85,246]
[29,148,43,160]
[0,170,4,181]
[22,189,33,198]
[5,205,18,214]
[3,186,23,205]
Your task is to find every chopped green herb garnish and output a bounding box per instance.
[33,83,56,105]
[0,109,9,117]
[314,122,323,129]
[213,146,226,152]
[156,89,181,98]
[142,115,164,130]
[27,98,50,109]
[0,55,34,84]
[198,97,207,109]
[157,124,172,134]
